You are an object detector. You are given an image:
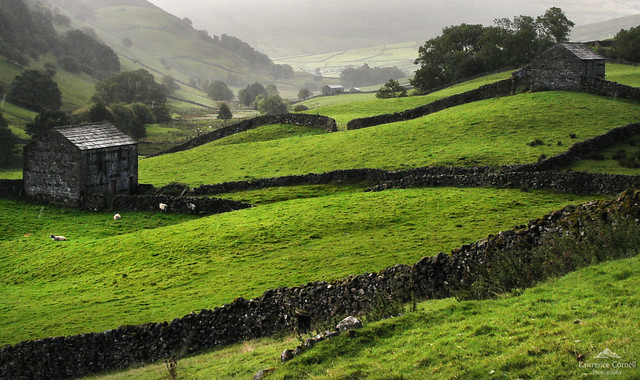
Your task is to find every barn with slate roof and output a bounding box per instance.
[524,43,606,92]
[23,122,138,205]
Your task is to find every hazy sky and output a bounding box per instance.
[147,0,640,56]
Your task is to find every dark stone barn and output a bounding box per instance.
[23,122,138,205]
[525,43,605,92]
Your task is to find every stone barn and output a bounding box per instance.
[525,43,605,92]
[322,85,345,96]
[23,122,138,205]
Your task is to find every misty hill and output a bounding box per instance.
[570,14,640,42]
[6,0,306,103]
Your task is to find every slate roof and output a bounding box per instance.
[560,43,604,61]
[55,122,137,151]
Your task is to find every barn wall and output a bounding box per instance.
[529,45,605,92]
[81,145,138,195]
[23,132,82,202]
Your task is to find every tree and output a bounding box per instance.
[238,82,267,107]
[298,88,312,100]
[162,75,180,94]
[25,109,69,137]
[9,69,62,111]
[376,79,407,99]
[537,7,574,43]
[93,69,166,106]
[612,26,640,63]
[217,102,233,120]
[266,83,279,96]
[411,7,570,93]
[255,94,288,115]
[88,103,113,123]
[207,80,234,101]
[0,111,17,166]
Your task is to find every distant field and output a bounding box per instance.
[141,92,640,186]
[0,188,597,345]
[274,42,421,77]
[88,254,640,379]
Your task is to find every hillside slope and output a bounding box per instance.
[38,0,312,98]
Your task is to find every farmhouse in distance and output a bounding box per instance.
[23,122,138,206]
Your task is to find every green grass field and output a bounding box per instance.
[140,92,640,186]
[0,188,597,345]
[86,254,640,379]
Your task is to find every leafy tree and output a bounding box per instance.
[162,75,181,94]
[612,26,640,63]
[88,103,113,123]
[25,109,69,137]
[537,7,574,43]
[217,102,233,120]
[93,69,166,106]
[57,29,120,79]
[270,64,294,79]
[0,111,17,166]
[238,82,267,107]
[109,103,146,139]
[298,88,312,100]
[266,83,279,96]
[376,79,407,99]
[9,69,62,111]
[341,64,407,87]
[207,80,234,101]
[411,7,571,93]
[255,94,288,115]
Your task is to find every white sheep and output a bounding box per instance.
[159,203,167,212]
[113,212,121,220]
[187,203,196,212]
[50,235,67,241]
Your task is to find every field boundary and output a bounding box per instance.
[346,77,640,130]
[3,190,639,379]
[148,113,338,157]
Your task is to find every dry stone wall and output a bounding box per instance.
[150,113,338,157]
[3,190,640,380]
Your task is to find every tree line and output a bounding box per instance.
[0,0,120,79]
[410,7,574,93]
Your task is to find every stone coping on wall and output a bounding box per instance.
[3,189,640,379]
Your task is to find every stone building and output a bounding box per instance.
[523,43,605,92]
[322,85,345,96]
[23,122,138,205]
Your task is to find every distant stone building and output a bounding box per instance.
[322,85,345,96]
[522,43,605,92]
[23,122,138,205]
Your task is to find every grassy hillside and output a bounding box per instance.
[140,92,640,186]
[86,253,640,379]
[0,188,596,345]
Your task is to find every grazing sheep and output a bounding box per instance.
[187,203,196,212]
[113,212,121,220]
[159,203,167,212]
[50,235,67,241]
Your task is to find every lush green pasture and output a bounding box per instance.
[0,188,596,345]
[88,254,640,379]
[606,63,640,87]
[141,92,640,187]
[301,71,514,127]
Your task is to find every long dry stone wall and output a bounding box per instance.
[347,77,640,131]
[3,190,640,380]
[150,113,338,157]
[347,79,514,130]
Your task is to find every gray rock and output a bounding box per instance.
[253,367,275,380]
[336,316,362,332]
[281,349,295,362]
